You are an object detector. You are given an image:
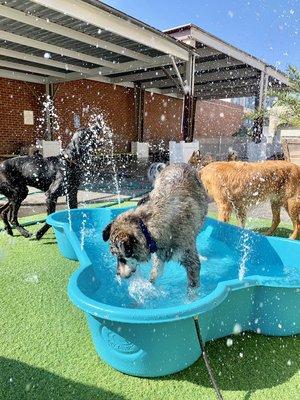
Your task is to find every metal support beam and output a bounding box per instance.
[0,59,67,78]
[142,67,258,90]
[0,47,95,75]
[134,83,145,142]
[191,26,266,72]
[47,55,175,83]
[0,68,46,83]
[145,87,183,100]
[0,30,122,71]
[259,71,269,109]
[31,0,189,61]
[0,4,152,63]
[110,57,243,84]
[170,56,186,92]
[253,70,269,143]
[45,83,55,140]
[159,76,259,95]
[181,54,196,142]
[161,65,184,94]
[194,77,259,94]
[196,85,258,100]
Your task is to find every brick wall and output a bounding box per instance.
[53,80,136,152]
[0,78,45,155]
[143,91,182,146]
[0,77,244,155]
[143,94,244,147]
[194,99,244,139]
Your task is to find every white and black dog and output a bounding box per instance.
[0,123,102,239]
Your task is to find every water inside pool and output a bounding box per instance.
[78,223,299,310]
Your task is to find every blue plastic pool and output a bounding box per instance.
[47,206,300,377]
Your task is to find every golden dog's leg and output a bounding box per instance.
[266,201,281,236]
[286,199,300,240]
[235,207,247,228]
[217,203,232,223]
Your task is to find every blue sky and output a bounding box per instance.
[103,0,299,71]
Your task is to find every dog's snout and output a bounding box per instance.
[117,259,135,279]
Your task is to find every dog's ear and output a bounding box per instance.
[102,222,112,241]
[121,234,137,258]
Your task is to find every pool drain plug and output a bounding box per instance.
[193,316,224,400]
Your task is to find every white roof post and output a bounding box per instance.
[185,53,196,96]
[181,53,196,142]
[258,69,269,110]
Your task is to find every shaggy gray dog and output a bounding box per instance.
[103,163,208,292]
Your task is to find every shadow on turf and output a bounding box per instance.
[253,227,293,239]
[0,357,125,400]
[167,332,299,394]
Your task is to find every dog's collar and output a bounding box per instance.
[138,219,157,254]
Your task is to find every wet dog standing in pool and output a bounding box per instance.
[103,163,208,296]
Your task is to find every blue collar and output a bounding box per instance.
[138,219,157,253]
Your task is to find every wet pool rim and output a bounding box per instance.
[47,207,300,324]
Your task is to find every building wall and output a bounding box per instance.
[53,80,136,152]
[0,77,245,155]
[143,91,182,146]
[143,94,245,147]
[0,78,45,155]
[194,99,244,139]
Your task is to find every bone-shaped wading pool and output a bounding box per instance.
[47,206,300,377]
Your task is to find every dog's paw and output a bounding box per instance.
[187,286,199,302]
[5,228,13,236]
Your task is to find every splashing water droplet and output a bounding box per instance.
[238,231,250,280]
[233,323,242,335]
[128,274,166,306]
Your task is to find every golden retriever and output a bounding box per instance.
[189,154,300,239]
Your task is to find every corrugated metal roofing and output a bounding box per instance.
[0,0,166,60]
[0,0,288,100]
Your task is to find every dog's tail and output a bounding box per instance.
[147,162,166,184]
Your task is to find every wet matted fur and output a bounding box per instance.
[103,164,208,291]
[199,160,300,239]
[0,124,101,239]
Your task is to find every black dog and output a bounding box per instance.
[0,123,101,239]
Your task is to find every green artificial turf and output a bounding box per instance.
[0,198,134,230]
[0,205,299,400]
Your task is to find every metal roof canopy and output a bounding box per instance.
[0,1,289,101]
[152,24,289,100]
[0,0,190,86]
